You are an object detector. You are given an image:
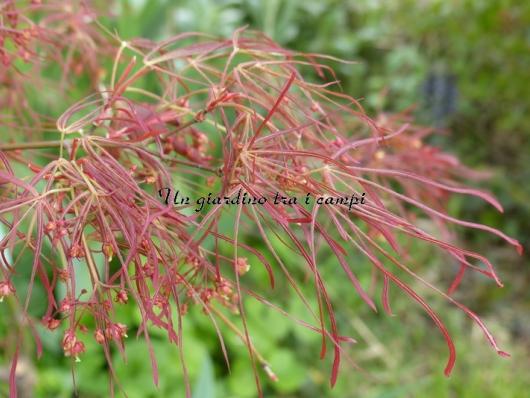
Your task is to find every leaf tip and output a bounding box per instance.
[498,350,510,358]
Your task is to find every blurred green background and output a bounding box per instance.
[1,0,529,397]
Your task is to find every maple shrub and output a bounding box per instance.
[0,2,522,397]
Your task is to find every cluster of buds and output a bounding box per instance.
[105,323,128,341]
[62,330,85,362]
[44,219,69,241]
[216,278,233,297]
[199,288,216,308]
[0,25,39,67]
[182,277,241,315]
[92,324,130,345]
[59,298,73,313]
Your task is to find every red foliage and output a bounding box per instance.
[0,3,521,397]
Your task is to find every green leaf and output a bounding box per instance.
[192,352,216,398]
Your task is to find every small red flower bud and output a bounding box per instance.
[62,329,85,360]
[114,290,128,305]
[94,329,105,344]
[104,325,115,341]
[70,243,85,258]
[105,323,128,340]
[44,318,61,331]
[72,342,86,362]
[179,303,188,316]
[62,330,77,357]
[102,242,115,261]
[59,299,71,313]
[142,262,154,278]
[217,279,232,296]
[154,297,166,309]
[141,238,150,251]
[145,176,156,184]
[236,258,250,275]
[200,288,215,304]
[0,281,15,302]
[59,270,69,283]
[116,323,128,338]
[195,110,206,122]
[45,221,57,232]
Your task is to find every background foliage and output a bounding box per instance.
[1,0,528,397]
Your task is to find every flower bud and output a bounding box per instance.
[114,290,128,305]
[0,281,15,302]
[94,329,105,344]
[236,258,250,275]
[45,221,57,232]
[70,243,85,258]
[102,242,115,261]
[145,176,156,184]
